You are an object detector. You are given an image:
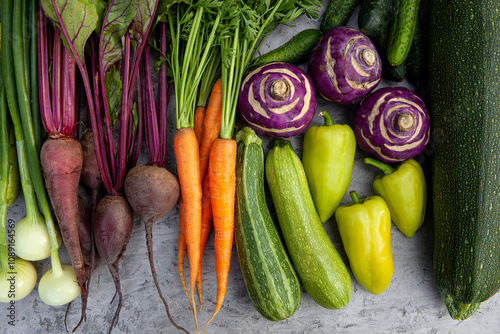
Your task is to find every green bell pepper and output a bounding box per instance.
[302,111,356,223]
[364,158,427,238]
[335,191,393,295]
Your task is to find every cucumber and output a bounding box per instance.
[429,0,500,320]
[234,128,301,322]
[387,0,420,66]
[251,29,322,68]
[358,0,392,38]
[406,19,425,83]
[371,19,407,82]
[320,0,359,33]
[265,139,352,310]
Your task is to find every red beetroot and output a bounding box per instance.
[40,137,87,326]
[124,164,183,331]
[80,131,103,211]
[77,196,98,269]
[93,195,133,334]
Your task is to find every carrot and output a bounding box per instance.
[174,127,202,331]
[199,78,223,178]
[194,106,206,145]
[177,197,191,308]
[204,138,237,332]
[196,173,213,312]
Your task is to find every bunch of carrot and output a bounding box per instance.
[162,1,322,332]
[160,2,228,331]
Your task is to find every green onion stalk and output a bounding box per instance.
[0,63,37,303]
[1,0,79,306]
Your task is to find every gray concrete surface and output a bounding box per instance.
[3,5,500,334]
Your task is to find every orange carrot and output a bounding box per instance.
[199,78,222,178]
[194,106,206,144]
[196,173,213,312]
[174,127,202,331]
[177,197,192,309]
[204,138,237,332]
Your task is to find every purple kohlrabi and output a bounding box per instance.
[353,87,430,163]
[238,62,316,138]
[308,26,382,105]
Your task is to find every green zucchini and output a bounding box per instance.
[320,0,358,33]
[234,128,301,322]
[265,139,352,310]
[251,29,322,68]
[387,0,420,66]
[429,0,500,320]
[358,0,392,38]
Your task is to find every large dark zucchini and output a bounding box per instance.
[429,0,500,320]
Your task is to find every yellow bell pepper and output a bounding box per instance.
[364,158,427,238]
[335,191,393,295]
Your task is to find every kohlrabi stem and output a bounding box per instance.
[364,157,395,175]
[350,191,362,205]
[320,111,334,126]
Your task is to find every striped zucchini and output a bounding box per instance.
[265,139,352,310]
[234,128,301,321]
[429,0,500,320]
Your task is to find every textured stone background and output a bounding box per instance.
[4,4,500,334]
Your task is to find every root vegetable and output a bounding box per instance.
[94,195,133,334]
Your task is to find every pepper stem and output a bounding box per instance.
[319,111,333,126]
[364,157,395,175]
[350,191,362,205]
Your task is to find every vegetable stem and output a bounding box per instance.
[350,191,362,205]
[0,77,10,271]
[29,0,41,151]
[364,157,396,175]
[320,110,334,126]
[3,0,63,277]
[38,10,56,135]
[115,32,132,194]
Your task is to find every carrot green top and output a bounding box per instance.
[162,2,221,130]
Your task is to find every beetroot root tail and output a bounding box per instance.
[145,221,190,334]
